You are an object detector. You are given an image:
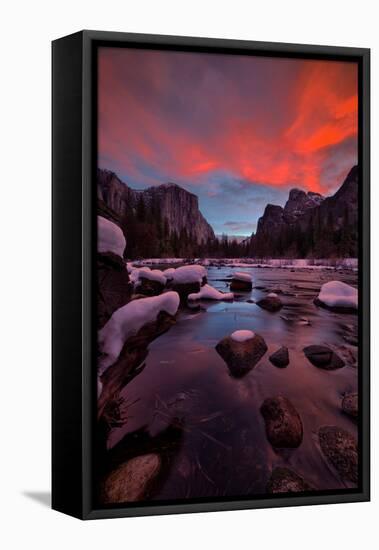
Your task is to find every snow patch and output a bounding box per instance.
[317,281,358,309]
[188,284,234,301]
[139,269,166,285]
[233,271,252,282]
[163,268,176,280]
[230,330,255,342]
[98,292,180,372]
[98,216,126,257]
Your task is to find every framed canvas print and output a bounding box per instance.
[52,31,370,520]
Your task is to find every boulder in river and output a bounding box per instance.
[260,396,303,448]
[257,293,283,312]
[314,280,358,314]
[342,393,358,419]
[267,467,313,494]
[303,345,345,370]
[215,330,267,377]
[101,453,161,503]
[230,272,253,291]
[269,346,289,368]
[319,426,358,483]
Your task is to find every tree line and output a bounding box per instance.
[119,196,250,259]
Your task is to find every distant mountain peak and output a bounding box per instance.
[250,166,358,258]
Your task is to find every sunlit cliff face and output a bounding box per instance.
[98,47,358,236]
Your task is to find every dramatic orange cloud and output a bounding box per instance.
[98,48,358,196]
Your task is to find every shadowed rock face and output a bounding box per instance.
[267,467,313,493]
[250,166,358,258]
[97,168,215,245]
[319,426,358,483]
[97,252,132,329]
[260,396,303,449]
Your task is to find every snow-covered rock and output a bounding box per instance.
[230,271,253,291]
[98,216,126,257]
[138,269,167,296]
[216,330,267,377]
[139,269,166,285]
[230,330,255,342]
[171,265,206,284]
[316,281,358,311]
[163,267,176,280]
[188,284,234,301]
[233,272,252,282]
[98,291,180,372]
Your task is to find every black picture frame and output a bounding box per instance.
[52,30,370,520]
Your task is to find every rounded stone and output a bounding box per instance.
[319,426,358,483]
[267,467,313,493]
[303,345,345,370]
[269,346,289,368]
[260,396,303,449]
[215,333,267,377]
[101,453,161,504]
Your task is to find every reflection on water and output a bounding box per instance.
[109,266,358,499]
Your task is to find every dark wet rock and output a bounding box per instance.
[319,426,358,483]
[342,393,358,419]
[246,299,255,304]
[101,453,161,503]
[267,467,313,493]
[215,333,268,377]
[257,294,283,312]
[260,396,303,448]
[269,346,289,368]
[303,345,345,370]
[171,281,201,302]
[97,252,132,329]
[139,276,166,296]
[230,279,253,291]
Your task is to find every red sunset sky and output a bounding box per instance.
[98,47,358,235]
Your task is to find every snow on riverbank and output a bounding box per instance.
[188,284,234,301]
[98,292,180,372]
[131,257,358,270]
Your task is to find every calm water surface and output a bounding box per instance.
[110,266,358,499]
